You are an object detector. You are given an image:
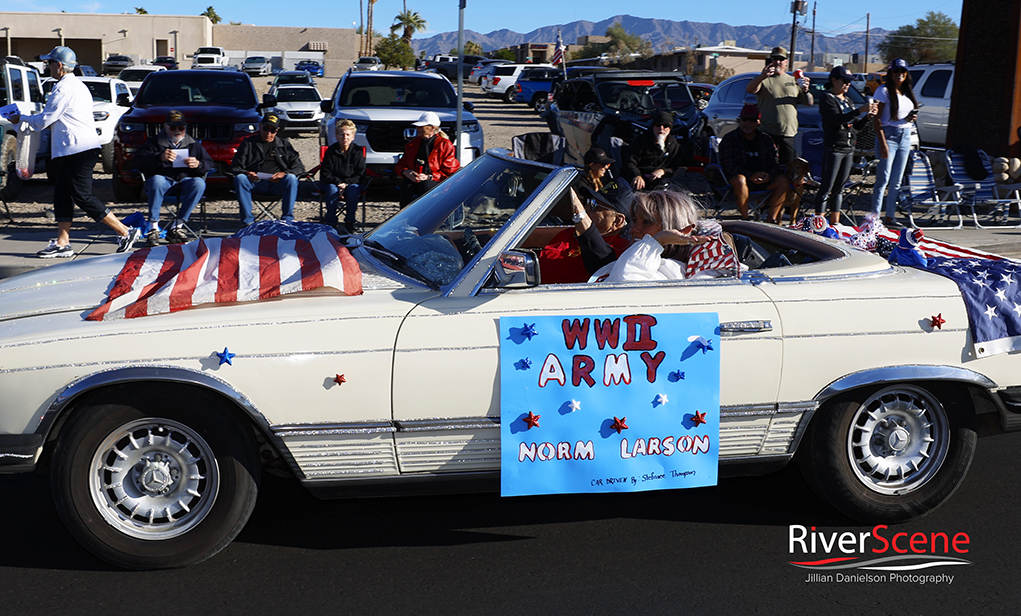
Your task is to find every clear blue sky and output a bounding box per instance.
[20,0,962,38]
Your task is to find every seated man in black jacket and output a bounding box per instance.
[230,113,305,226]
[321,119,366,233]
[134,110,215,246]
[624,111,684,191]
[718,104,790,222]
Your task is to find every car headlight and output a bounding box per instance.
[353,122,369,134]
[93,111,110,122]
[461,121,480,133]
[234,123,259,134]
[118,122,145,133]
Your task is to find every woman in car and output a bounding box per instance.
[579,147,614,192]
[816,66,877,225]
[573,189,718,281]
[395,111,460,207]
[870,58,919,227]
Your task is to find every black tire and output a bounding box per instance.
[51,396,261,570]
[0,133,21,199]
[800,384,976,522]
[531,94,548,113]
[100,142,114,174]
[112,171,142,203]
[503,88,516,104]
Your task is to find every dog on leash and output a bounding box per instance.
[780,157,812,223]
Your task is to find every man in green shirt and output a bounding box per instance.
[745,46,813,164]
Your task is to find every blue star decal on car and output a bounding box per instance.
[216,347,236,366]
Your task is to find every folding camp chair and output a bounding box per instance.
[896,150,964,229]
[704,136,772,220]
[945,147,1021,228]
[312,145,374,232]
[139,170,212,239]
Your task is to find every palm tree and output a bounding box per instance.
[201,6,221,24]
[366,0,377,56]
[391,10,427,46]
[134,7,148,14]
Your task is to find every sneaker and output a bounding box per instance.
[167,226,189,244]
[37,239,74,258]
[117,227,142,253]
[145,229,161,247]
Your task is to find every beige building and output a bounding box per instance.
[0,11,356,76]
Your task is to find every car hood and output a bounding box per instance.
[276,101,322,112]
[124,105,262,121]
[0,247,415,325]
[338,108,476,123]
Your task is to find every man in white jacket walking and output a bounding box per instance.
[10,46,140,257]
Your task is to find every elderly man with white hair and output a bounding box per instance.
[394,111,460,207]
[9,46,140,257]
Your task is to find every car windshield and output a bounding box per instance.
[366,155,552,287]
[275,88,320,102]
[118,69,155,82]
[84,81,114,102]
[340,77,456,108]
[598,80,698,121]
[357,58,378,64]
[135,72,257,107]
[197,48,221,55]
[245,57,266,64]
[108,56,129,62]
[156,57,174,62]
[275,74,311,85]
[807,77,867,104]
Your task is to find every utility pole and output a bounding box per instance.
[810,2,817,69]
[864,13,870,71]
[790,1,807,65]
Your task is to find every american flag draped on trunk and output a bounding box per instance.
[87,226,362,321]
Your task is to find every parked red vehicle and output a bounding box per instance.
[113,70,274,201]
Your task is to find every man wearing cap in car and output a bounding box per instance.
[395,111,460,207]
[230,113,305,225]
[718,103,790,222]
[745,46,813,164]
[134,110,215,246]
[624,110,683,191]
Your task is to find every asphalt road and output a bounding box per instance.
[1,433,1018,614]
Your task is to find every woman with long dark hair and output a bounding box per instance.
[816,66,877,224]
[870,58,919,226]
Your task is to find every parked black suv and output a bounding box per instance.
[113,70,274,201]
[546,71,701,167]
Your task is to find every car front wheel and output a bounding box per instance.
[800,384,976,522]
[51,399,260,569]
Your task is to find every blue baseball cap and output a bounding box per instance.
[889,58,909,71]
[40,46,77,69]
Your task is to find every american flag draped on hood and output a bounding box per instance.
[87,222,362,321]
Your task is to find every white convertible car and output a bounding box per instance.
[1,151,1019,569]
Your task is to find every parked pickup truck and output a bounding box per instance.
[112,69,275,201]
[419,54,486,80]
[191,46,230,70]
[513,67,563,112]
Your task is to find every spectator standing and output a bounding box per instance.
[745,46,813,164]
[871,58,919,226]
[395,111,460,207]
[230,113,304,226]
[816,67,877,225]
[718,104,790,222]
[579,147,615,193]
[625,111,683,191]
[134,110,214,246]
[321,119,366,233]
[11,46,140,257]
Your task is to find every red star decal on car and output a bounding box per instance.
[523,411,541,429]
[333,374,347,385]
[691,410,707,427]
[611,416,628,434]
[930,313,946,330]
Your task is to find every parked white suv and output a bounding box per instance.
[353,57,383,71]
[40,76,133,174]
[116,65,166,97]
[908,62,954,147]
[319,70,484,173]
[0,58,46,196]
[481,63,555,103]
[191,46,230,70]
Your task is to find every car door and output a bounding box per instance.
[390,265,783,475]
[709,77,754,138]
[914,68,953,145]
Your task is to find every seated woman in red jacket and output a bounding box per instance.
[394,111,460,207]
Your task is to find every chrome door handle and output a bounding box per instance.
[720,320,773,334]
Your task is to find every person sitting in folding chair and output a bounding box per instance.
[395,111,459,207]
[134,110,215,246]
[230,113,305,226]
[321,119,366,233]
[718,104,790,222]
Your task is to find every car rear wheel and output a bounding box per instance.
[800,384,976,522]
[531,95,548,113]
[503,88,516,104]
[51,399,261,569]
[100,142,114,174]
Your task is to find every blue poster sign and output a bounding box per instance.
[500,313,720,497]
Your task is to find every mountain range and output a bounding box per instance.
[411,14,888,59]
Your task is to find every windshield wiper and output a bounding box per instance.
[361,240,439,289]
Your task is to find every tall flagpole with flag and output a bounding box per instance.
[552,28,566,79]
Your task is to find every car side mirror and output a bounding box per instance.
[320,99,334,113]
[463,101,474,112]
[488,250,539,289]
[117,93,132,107]
[259,94,277,109]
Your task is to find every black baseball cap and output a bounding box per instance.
[165,110,187,126]
[584,147,615,166]
[261,113,281,129]
[651,110,674,127]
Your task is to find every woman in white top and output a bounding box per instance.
[10,46,140,258]
[870,58,919,226]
